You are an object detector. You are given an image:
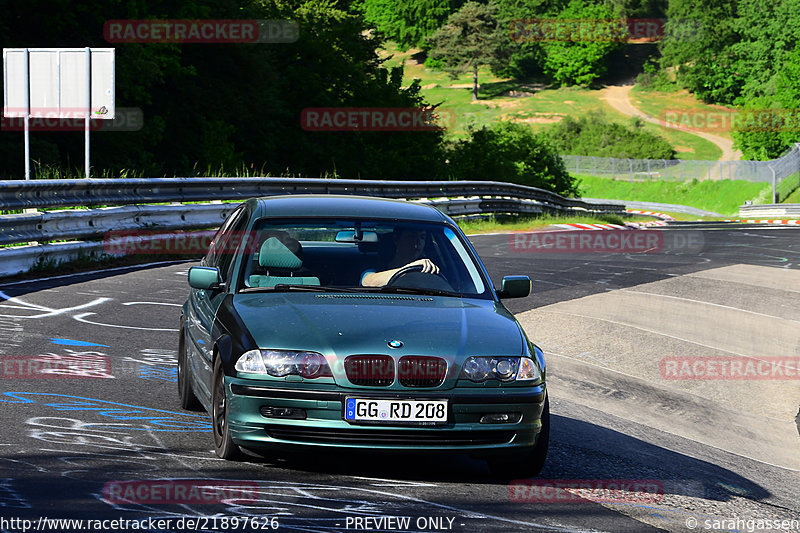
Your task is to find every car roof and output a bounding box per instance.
[251,195,449,223]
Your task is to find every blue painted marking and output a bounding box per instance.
[50,338,109,348]
[0,392,210,432]
[138,366,178,383]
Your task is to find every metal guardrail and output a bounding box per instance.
[0,177,626,277]
[0,177,622,211]
[738,204,800,218]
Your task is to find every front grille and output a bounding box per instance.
[265,425,514,446]
[345,355,394,386]
[398,356,447,387]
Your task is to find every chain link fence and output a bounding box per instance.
[561,143,800,202]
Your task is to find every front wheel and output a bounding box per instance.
[212,357,243,460]
[488,394,549,478]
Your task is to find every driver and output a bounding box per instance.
[361,228,439,287]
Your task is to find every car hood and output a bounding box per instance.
[231,292,525,358]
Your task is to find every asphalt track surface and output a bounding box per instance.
[0,224,798,533]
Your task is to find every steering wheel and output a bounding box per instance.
[386,264,452,290]
[386,264,425,285]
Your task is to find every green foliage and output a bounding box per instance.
[427,1,508,100]
[539,0,625,86]
[731,46,800,160]
[359,0,454,50]
[0,0,448,180]
[636,58,678,91]
[446,122,578,196]
[658,0,800,107]
[546,111,676,159]
[657,0,740,104]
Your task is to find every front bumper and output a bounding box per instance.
[226,378,547,455]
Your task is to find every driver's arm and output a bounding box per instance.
[361,259,439,287]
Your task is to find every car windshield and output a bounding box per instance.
[237,218,489,297]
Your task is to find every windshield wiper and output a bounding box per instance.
[240,285,343,293]
[378,286,462,297]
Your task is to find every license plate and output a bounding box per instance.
[344,398,448,425]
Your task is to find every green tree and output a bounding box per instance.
[427,1,507,101]
[658,0,739,104]
[359,0,454,50]
[731,47,800,160]
[539,0,625,86]
[447,122,578,196]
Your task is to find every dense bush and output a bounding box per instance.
[446,122,578,196]
[545,112,676,159]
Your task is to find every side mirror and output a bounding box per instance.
[496,275,531,299]
[188,266,222,290]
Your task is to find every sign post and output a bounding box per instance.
[3,47,115,179]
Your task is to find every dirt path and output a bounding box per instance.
[601,84,742,161]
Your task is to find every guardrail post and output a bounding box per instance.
[770,165,777,203]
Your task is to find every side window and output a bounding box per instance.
[216,207,251,284]
[204,205,246,271]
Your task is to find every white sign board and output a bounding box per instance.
[3,48,115,119]
[3,48,115,179]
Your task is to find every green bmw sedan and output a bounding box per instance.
[179,195,548,476]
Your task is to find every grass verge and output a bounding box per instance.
[456,213,652,234]
[576,175,770,215]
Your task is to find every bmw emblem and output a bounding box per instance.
[387,339,403,349]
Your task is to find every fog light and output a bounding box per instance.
[480,412,521,424]
[260,406,306,420]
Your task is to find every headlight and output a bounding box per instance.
[460,356,541,383]
[235,349,332,379]
[462,357,491,381]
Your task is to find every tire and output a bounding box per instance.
[211,357,243,460]
[488,394,550,478]
[177,321,201,410]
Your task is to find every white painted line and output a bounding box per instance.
[72,312,179,332]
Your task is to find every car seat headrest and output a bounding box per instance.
[259,237,302,270]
